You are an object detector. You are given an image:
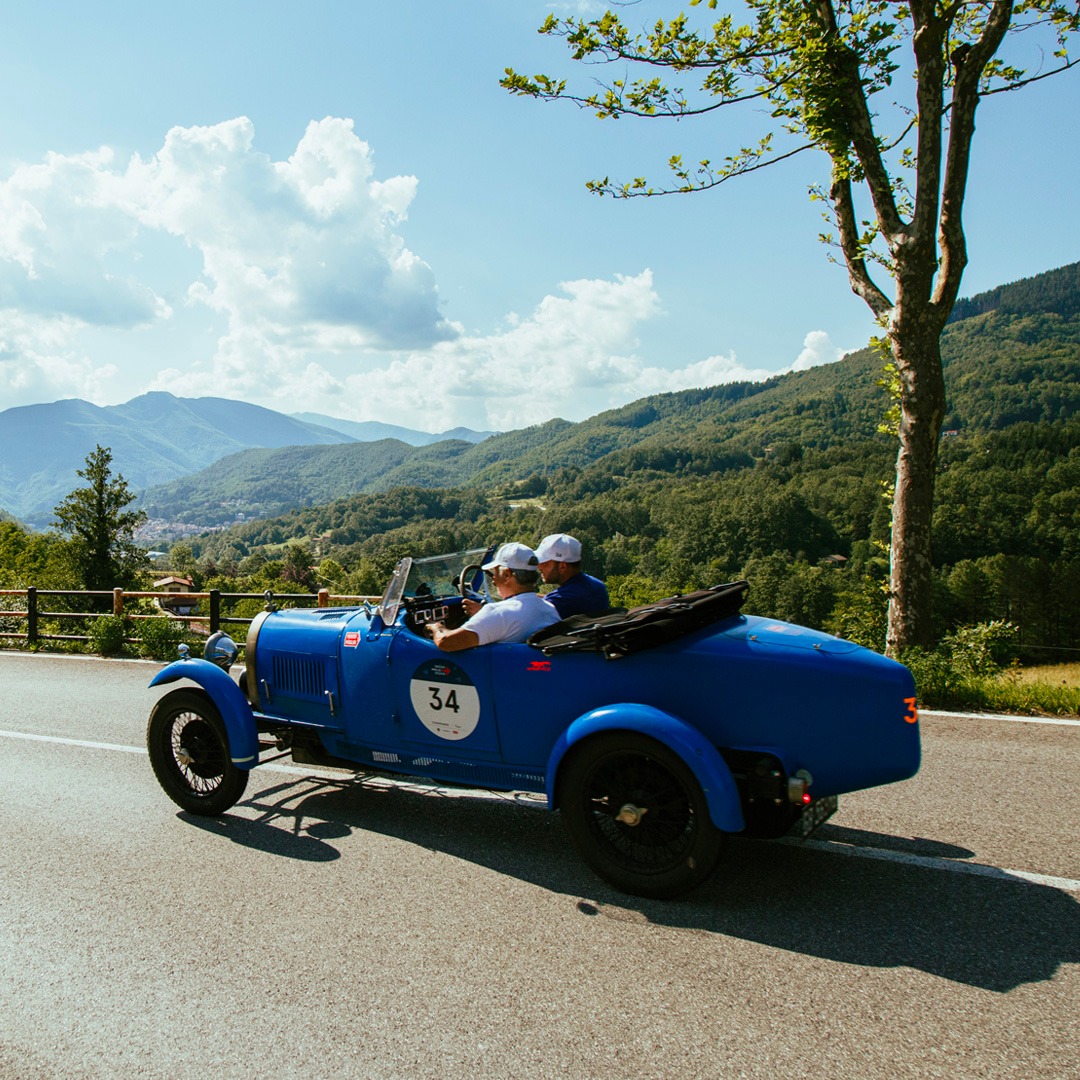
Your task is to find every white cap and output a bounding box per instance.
[535,533,582,564]
[482,542,540,572]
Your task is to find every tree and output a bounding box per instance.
[53,445,148,590]
[503,1,1079,651]
[169,542,198,580]
[0,521,75,589]
[281,542,317,591]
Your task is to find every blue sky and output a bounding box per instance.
[0,1,1077,432]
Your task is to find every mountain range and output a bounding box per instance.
[0,393,493,528]
[291,412,496,447]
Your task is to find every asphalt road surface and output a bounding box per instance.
[1,652,1077,1079]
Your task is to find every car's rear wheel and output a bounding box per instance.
[147,688,248,815]
[559,732,723,899]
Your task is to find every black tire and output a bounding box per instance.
[559,732,723,899]
[147,688,248,815]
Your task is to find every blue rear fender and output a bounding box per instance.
[149,659,260,769]
[546,703,745,833]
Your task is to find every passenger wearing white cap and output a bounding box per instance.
[535,533,610,618]
[428,542,559,652]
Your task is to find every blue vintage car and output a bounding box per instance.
[147,547,921,898]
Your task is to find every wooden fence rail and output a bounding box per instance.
[0,587,379,648]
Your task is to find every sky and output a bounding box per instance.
[0,1,1077,434]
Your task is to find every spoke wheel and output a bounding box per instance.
[147,688,248,815]
[560,732,723,899]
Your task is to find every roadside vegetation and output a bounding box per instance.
[901,628,1080,717]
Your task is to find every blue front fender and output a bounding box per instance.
[149,659,260,769]
[545,703,745,833]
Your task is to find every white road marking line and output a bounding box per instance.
[921,709,1080,727]
[778,836,1080,893]
[4,727,1078,893]
[0,729,148,754]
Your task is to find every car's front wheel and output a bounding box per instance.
[559,732,723,899]
[147,688,248,815]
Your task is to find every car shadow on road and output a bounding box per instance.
[641,835,1080,994]
[192,771,1078,994]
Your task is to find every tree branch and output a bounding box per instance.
[815,1,907,242]
[935,0,1013,315]
[981,54,1080,93]
[587,141,813,198]
[830,169,894,319]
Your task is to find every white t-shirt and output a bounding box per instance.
[462,590,560,646]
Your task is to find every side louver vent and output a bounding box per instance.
[271,654,325,698]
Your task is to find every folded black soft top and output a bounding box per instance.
[528,580,749,660]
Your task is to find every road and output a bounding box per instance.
[1,651,1077,1079]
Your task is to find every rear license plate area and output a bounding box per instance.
[790,794,838,838]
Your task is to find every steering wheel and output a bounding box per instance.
[459,563,484,600]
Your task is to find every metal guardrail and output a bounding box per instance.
[0,587,379,647]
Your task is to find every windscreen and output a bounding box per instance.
[377,557,412,625]
[404,548,490,600]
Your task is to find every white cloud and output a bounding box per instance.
[195,269,786,431]
[0,115,859,430]
[0,311,117,405]
[120,116,455,350]
[789,329,847,372]
[0,147,168,327]
[281,271,667,430]
[0,117,455,409]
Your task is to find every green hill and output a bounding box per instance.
[142,262,1080,529]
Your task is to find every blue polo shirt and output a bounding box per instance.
[544,572,610,618]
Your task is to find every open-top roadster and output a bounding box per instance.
[147,547,920,898]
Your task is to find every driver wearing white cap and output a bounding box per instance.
[428,542,560,652]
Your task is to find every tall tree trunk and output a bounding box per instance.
[886,321,947,654]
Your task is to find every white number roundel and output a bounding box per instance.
[409,659,481,741]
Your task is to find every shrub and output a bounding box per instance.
[138,616,193,661]
[87,614,130,657]
[941,619,1018,677]
[901,620,1025,711]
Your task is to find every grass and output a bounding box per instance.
[917,662,1080,717]
[1006,662,1080,688]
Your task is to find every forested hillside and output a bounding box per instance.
[948,261,1080,322]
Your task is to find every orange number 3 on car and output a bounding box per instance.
[903,697,919,724]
